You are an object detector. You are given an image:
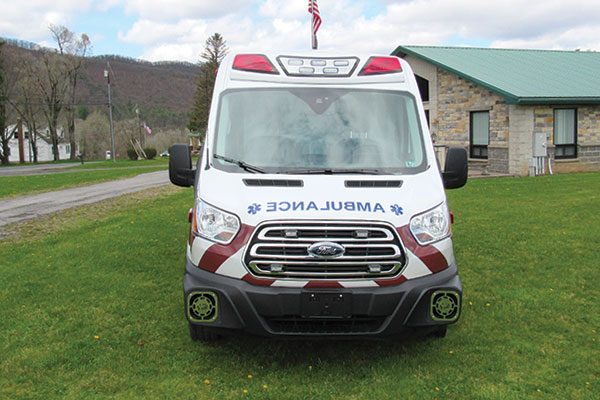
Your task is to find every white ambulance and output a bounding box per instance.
[169,52,468,341]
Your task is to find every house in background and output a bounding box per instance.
[6,124,71,162]
[393,46,600,176]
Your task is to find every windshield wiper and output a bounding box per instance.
[279,168,387,175]
[213,154,266,174]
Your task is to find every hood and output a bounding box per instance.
[198,167,446,227]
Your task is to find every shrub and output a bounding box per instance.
[126,148,138,160]
[144,148,157,160]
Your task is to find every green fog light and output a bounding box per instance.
[187,291,218,323]
[430,290,460,321]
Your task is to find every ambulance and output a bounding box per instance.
[169,52,468,341]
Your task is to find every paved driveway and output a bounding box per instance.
[0,170,170,231]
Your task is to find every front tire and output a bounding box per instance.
[189,323,220,342]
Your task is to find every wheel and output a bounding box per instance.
[189,323,220,342]
[432,326,447,338]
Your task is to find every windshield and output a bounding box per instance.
[212,88,427,174]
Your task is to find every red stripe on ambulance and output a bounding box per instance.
[397,225,449,273]
[198,224,254,272]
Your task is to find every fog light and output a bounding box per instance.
[430,290,460,321]
[187,291,218,323]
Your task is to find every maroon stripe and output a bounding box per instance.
[242,274,275,287]
[397,225,449,273]
[375,274,407,287]
[304,280,343,289]
[197,224,254,272]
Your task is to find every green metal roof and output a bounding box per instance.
[392,45,600,104]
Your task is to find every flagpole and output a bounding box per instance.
[311,0,317,50]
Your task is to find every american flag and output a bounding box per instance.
[143,122,152,135]
[308,0,322,49]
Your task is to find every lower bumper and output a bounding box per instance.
[183,259,462,337]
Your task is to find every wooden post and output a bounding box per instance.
[17,119,25,163]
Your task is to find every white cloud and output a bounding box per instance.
[0,0,93,41]
[118,0,600,62]
[2,0,600,62]
[121,0,249,21]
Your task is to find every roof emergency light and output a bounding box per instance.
[233,54,279,74]
[358,56,402,76]
[277,56,359,77]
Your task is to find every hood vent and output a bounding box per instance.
[244,179,303,187]
[345,180,403,188]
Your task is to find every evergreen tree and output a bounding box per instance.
[188,33,228,135]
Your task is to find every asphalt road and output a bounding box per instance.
[0,170,170,231]
[0,162,99,176]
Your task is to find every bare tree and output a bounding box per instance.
[0,40,18,165]
[0,40,9,164]
[6,51,46,163]
[31,48,69,161]
[49,25,90,160]
[77,110,109,159]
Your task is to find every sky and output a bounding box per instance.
[1,0,600,62]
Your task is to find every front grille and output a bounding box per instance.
[265,316,385,334]
[244,221,406,279]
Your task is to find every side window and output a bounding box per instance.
[470,111,489,159]
[554,109,577,159]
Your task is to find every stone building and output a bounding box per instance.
[393,46,600,175]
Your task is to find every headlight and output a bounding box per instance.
[193,200,240,244]
[409,202,450,245]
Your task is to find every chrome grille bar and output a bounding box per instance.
[244,221,406,280]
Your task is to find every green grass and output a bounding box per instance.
[0,162,167,199]
[0,159,169,169]
[1,174,599,399]
[66,158,168,170]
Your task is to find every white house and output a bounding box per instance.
[6,125,71,162]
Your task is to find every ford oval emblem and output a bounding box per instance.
[307,242,345,258]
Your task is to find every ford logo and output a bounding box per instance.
[307,242,345,258]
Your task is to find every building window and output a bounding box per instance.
[66,144,71,154]
[415,75,429,102]
[554,109,577,159]
[470,111,489,159]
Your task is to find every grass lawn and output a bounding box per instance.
[0,161,167,199]
[0,173,598,399]
[0,159,169,169]
[66,158,169,170]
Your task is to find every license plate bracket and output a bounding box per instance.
[301,292,352,318]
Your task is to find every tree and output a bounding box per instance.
[31,49,69,161]
[49,25,90,160]
[7,51,45,163]
[77,110,109,160]
[0,40,13,165]
[188,33,228,135]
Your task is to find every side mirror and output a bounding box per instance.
[169,144,195,187]
[442,147,468,189]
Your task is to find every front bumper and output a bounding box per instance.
[183,258,462,338]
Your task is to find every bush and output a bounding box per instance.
[126,148,138,160]
[144,148,157,160]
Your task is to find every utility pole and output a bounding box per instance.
[104,62,116,162]
[135,106,143,148]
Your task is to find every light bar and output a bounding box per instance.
[277,56,359,77]
[358,56,402,76]
[233,54,279,74]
